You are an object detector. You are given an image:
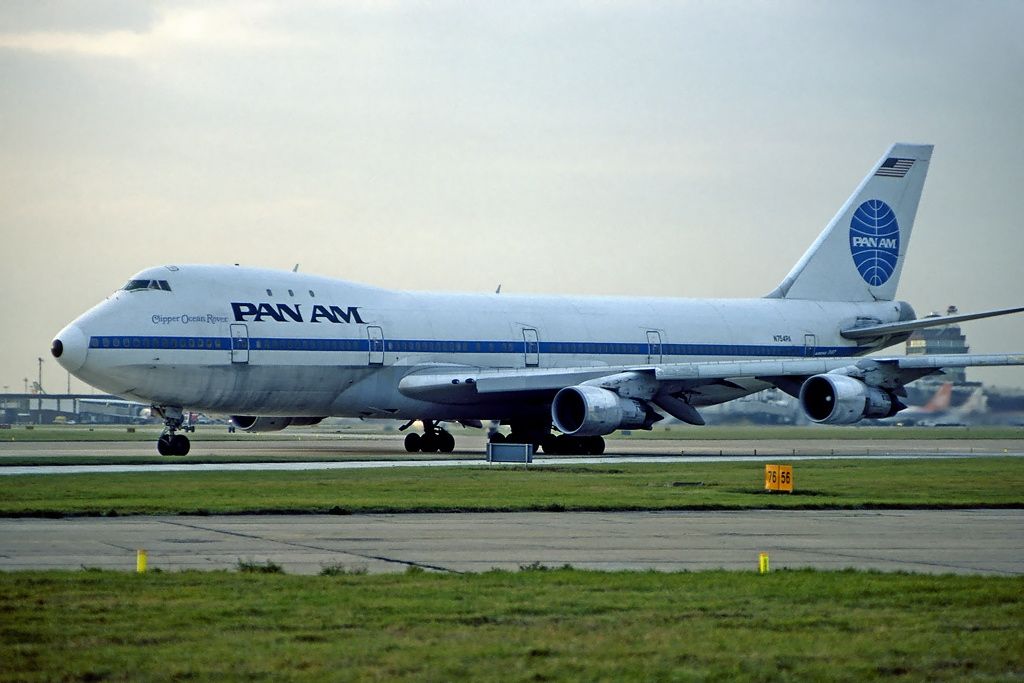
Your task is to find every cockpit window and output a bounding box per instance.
[122,279,172,292]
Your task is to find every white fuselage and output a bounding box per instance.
[58,265,906,421]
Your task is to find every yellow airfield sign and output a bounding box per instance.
[764,464,794,493]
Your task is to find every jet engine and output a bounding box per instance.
[551,385,655,436]
[229,416,325,432]
[798,374,901,425]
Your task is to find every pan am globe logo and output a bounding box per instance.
[849,199,900,286]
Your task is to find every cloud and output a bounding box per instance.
[0,2,302,58]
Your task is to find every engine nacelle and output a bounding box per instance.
[229,416,324,432]
[552,385,652,436]
[799,374,899,425]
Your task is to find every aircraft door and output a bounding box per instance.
[230,324,249,364]
[523,328,540,367]
[646,330,663,364]
[367,326,385,365]
[803,333,817,357]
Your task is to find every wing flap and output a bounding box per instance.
[888,353,1024,370]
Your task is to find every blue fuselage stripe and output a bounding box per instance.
[88,335,857,358]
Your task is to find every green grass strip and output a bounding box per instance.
[2,458,1022,517]
[1,569,1021,681]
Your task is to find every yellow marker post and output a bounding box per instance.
[764,464,794,493]
[759,552,770,574]
[136,549,148,573]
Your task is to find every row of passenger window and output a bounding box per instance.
[91,337,223,350]
[387,341,516,353]
[252,338,361,351]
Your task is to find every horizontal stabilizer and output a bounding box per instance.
[841,305,1024,340]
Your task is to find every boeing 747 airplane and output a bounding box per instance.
[51,143,1024,455]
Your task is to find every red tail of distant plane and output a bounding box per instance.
[921,382,953,413]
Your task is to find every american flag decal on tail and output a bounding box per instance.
[875,157,914,178]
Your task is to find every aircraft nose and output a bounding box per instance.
[51,323,89,373]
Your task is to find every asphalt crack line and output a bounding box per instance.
[158,519,461,573]
[100,541,136,552]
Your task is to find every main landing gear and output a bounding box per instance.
[488,421,606,456]
[154,405,191,456]
[540,434,605,456]
[402,420,456,453]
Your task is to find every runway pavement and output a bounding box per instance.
[2,509,1020,575]
[2,435,1022,476]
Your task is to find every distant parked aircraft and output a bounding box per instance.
[889,382,954,424]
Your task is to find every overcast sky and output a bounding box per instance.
[1,0,1022,394]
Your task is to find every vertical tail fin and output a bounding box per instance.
[767,143,933,302]
[922,382,953,412]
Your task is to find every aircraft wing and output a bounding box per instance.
[841,305,1024,340]
[398,353,1024,405]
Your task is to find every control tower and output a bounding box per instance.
[905,305,970,384]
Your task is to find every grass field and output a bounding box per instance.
[2,457,1022,517]
[1,569,1021,681]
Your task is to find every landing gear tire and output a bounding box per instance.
[404,433,421,453]
[586,435,605,455]
[419,432,439,453]
[171,434,190,456]
[488,432,506,444]
[438,431,456,453]
[157,433,190,456]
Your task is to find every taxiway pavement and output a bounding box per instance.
[2,435,1022,476]
[1,509,1020,575]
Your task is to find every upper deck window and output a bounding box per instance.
[122,279,172,292]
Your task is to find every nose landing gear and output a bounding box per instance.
[401,420,456,453]
[153,405,191,456]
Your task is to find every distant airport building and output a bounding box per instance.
[0,393,151,425]
[906,305,970,384]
